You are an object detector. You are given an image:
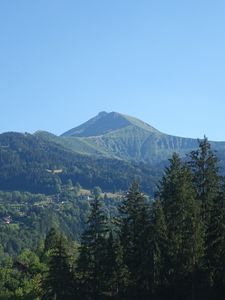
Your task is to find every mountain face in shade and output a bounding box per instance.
[60,111,225,163]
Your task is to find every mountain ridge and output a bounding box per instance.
[61,111,160,137]
[1,112,225,194]
[58,111,225,163]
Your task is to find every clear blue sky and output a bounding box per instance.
[0,0,225,140]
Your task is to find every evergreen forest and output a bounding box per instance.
[0,138,225,300]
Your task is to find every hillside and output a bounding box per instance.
[0,132,160,195]
[1,112,225,196]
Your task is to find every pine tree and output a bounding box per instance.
[76,196,108,300]
[150,199,168,297]
[43,234,75,300]
[119,182,151,299]
[189,137,220,227]
[158,153,204,300]
[104,231,130,300]
[189,137,223,297]
[206,185,225,298]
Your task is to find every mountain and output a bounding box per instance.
[1,112,225,195]
[59,111,225,163]
[62,111,159,137]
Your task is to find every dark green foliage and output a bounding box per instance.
[76,196,109,299]
[103,231,130,299]
[77,194,130,300]
[0,137,225,300]
[42,234,75,300]
[0,189,91,257]
[158,153,204,300]
[0,132,160,195]
[44,228,60,252]
[203,186,225,300]
[119,182,151,299]
[189,137,221,226]
[1,130,225,198]
[189,138,225,298]
[150,199,168,295]
[0,250,44,299]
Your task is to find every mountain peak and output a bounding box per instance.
[61,111,160,137]
[98,111,108,117]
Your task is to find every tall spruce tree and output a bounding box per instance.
[104,230,130,300]
[158,153,204,300]
[42,234,75,300]
[189,137,223,297]
[150,199,168,297]
[119,182,151,299]
[205,185,225,299]
[189,137,221,227]
[76,195,108,300]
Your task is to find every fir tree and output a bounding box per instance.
[76,195,108,300]
[119,182,151,299]
[206,186,225,298]
[158,153,204,300]
[150,199,168,297]
[189,137,223,297]
[189,137,221,227]
[42,234,75,300]
[104,231,130,300]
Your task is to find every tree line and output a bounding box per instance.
[1,137,225,300]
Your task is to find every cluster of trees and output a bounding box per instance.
[0,138,225,299]
[44,138,225,300]
[0,187,90,256]
[0,185,122,257]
